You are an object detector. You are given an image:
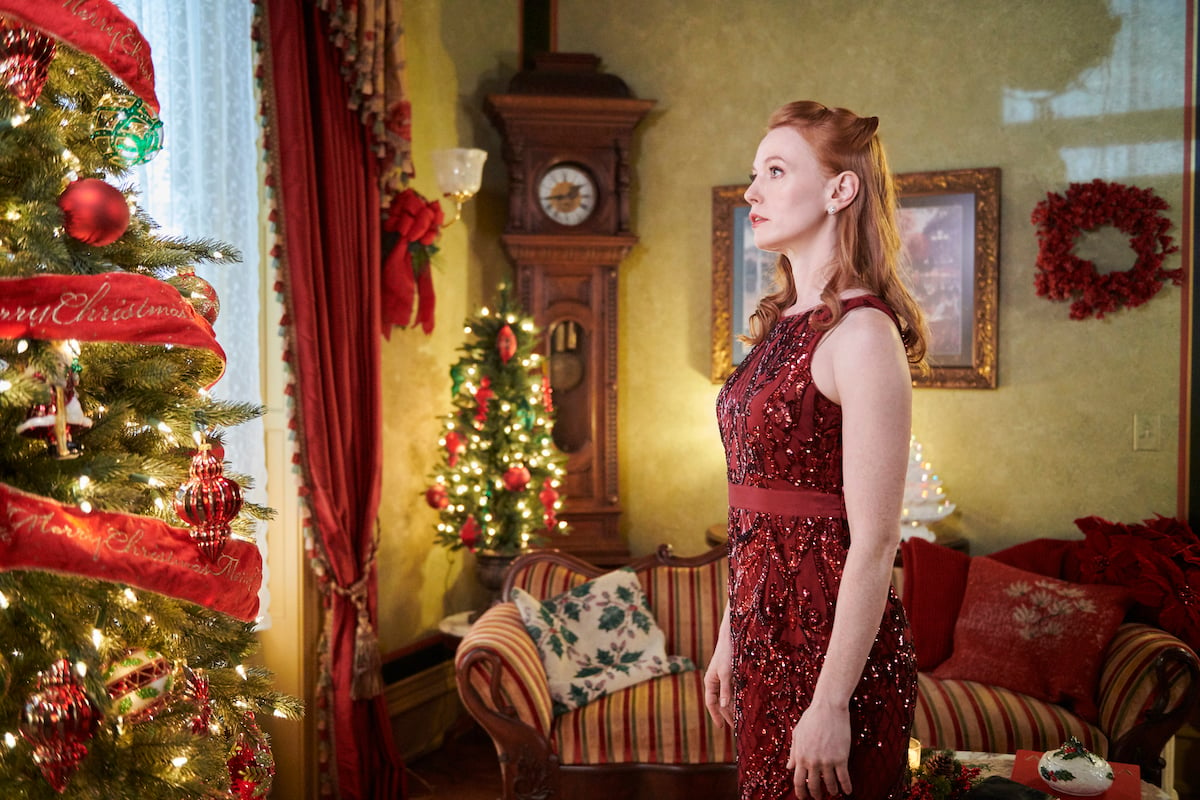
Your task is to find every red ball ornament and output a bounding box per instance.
[425,483,449,510]
[502,464,531,492]
[175,442,244,562]
[497,323,518,364]
[227,715,275,800]
[0,18,56,105]
[19,659,100,793]
[168,268,221,325]
[58,178,130,246]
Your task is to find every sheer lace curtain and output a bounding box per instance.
[121,1,271,621]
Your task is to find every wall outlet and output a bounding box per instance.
[1133,413,1162,451]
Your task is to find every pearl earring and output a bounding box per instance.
[826,205,837,215]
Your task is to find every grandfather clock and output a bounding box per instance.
[485,53,654,565]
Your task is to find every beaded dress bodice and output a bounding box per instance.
[716,296,916,800]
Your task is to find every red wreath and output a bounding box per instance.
[1031,179,1182,320]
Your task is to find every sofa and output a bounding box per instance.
[454,544,1199,800]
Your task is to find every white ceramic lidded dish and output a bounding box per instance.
[1037,737,1115,796]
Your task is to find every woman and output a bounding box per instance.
[705,101,927,800]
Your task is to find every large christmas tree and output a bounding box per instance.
[0,6,298,798]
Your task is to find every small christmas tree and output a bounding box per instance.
[0,8,298,798]
[428,286,567,555]
[901,436,956,541]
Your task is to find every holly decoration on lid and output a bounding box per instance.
[19,658,100,793]
[497,323,517,363]
[0,17,56,105]
[58,177,130,247]
[174,437,244,562]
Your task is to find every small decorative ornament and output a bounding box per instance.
[168,267,221,325]
[497,323,518,363]
[58,178,131,246]
[502,464,531,492]
[460,516,481,550]
[175,439,244,561]
[1032,179,1182,319]
[444,430,466,467]
[425,483,449,510]
[182,666,213,735]
[1037,737,1114,796]
[103,648,179,723]
[17,367,92,459]
[19,658,100,793]
[227,715,275,800]
[539,480,559,529]
[0,18,56,105]
[474,376,494,423]
[907,748,981,800]
[91,92,164,166]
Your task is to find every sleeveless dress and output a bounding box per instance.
[716,296,917,800]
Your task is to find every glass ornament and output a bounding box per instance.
[91,92,164,166]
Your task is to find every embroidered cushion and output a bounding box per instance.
[932,557,1129,722]
[511,567,695,715]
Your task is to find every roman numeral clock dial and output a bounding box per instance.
[537,164,596,226]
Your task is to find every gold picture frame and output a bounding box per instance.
[709,167,1000,389]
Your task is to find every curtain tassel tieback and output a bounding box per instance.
[333,575,384,700]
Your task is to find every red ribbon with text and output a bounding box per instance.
[0,482,261,622]
[0,0,159,113]
[0,273,226,385]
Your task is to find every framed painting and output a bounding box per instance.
[709,167,999,388]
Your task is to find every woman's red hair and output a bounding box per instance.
[742,101,928,367]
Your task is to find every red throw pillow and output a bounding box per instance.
[931,557,1130,722]
[900,538,971,670]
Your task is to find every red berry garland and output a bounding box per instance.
[1032,179,1182,320]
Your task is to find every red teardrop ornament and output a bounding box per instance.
[19,659,100,793]
[175,443,244,561]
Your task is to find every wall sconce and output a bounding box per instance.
[430,148,487,227]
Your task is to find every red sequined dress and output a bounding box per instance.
[716,296,917,800]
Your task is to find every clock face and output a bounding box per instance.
[537,164,597,226]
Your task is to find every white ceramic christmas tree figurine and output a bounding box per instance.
[901,436,955,541]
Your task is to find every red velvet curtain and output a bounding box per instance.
[258,1,404,797]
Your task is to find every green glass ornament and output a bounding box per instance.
[91,93,164,166]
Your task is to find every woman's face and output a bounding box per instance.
[744,126,835,254]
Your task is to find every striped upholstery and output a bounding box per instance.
[635,558,728,667]
[914,673,1108,756]
[1098,623,1198,743]
[456,602,554,737]
[552,669,736,765]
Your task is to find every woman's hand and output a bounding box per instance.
[704,607,735,729]
[786,700,852,799]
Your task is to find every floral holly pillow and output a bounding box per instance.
[511,568,694,715]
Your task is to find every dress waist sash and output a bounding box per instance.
[727,483,845,518]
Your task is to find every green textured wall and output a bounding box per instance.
[378,0,1187,652]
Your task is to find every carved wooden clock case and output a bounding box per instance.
[485,53,653,565]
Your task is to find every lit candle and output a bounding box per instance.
[908,738,922,772]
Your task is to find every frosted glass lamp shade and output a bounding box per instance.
[431,148,487,200]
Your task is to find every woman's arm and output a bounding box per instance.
[788,306,912,799]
